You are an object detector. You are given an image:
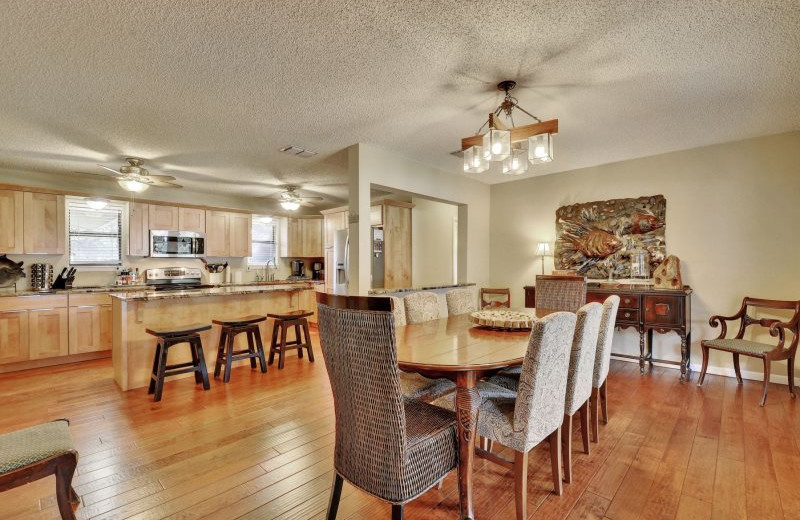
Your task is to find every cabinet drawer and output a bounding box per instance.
[644,295,682,327]
[587,292,639,309]
[69,293,112,306]
[0,295,68,312]
[617,308,640,323]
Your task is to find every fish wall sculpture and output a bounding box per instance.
[554,195,666,279]
[0,254,26,288]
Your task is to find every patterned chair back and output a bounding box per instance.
[593,296,620,388]
[316,294,407,497]
[404,291,440,324]
[445,288,475,316]
[534,275,587,312]
[388,296,407,326]
[564,302,603,415]
[512,311,577,451]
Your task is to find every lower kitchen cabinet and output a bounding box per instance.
[0,311,30,364]
[28,307,69,360]
[69,304,112,354]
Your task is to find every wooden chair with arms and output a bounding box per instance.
[535,275,587,313]
[698,297,800,406]
[480,288,511,309]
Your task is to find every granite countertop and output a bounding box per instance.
[368,282,476,295]
[109,282,316,301]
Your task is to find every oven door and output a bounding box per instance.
[150,231,206,258]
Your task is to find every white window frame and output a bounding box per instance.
[67,197,125,269]
[247,216,279,269]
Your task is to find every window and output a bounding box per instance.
[248,216,278,268]
[68,198,123,267]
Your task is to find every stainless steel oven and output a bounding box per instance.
[149,230,206,258]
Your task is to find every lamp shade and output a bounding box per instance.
[536,242,551,255]
[482,129,511,161]
[281,200,301,211]
[528,133,554,164]
[463,145,489,173]
[503,148,528,175]
[118,179,149,193]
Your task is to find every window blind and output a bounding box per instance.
[68,199,123,266]
[248,217,278,266]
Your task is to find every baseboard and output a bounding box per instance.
[612,355,792,386]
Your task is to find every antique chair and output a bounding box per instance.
[432,312,577,519]
[316,293,460,520]
[591,296,620,443]
[445,288,476,316]
[534,275,587,312]
[389,295,407,326]
[403,291,440,324]
[480,288,511,309]
[698,298,800,406]
[0,419,80,520]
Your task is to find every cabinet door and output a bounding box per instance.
[0,190,24,254]
[148,205,179,230]
[179,207,206,233]
[28,308,69,360]
[99,304,112,350]
[324,211,347,250]
[229,213,252,257]
[324,248,335,293]
[205,211,230,257]
[287,218,302,257]
[68,305,102,354]
[302,218,323,257]
[0,310,29,364]
[129,202,150,256]
[383,205,412,289]
[23,192,65,254]
[370,205,383,227]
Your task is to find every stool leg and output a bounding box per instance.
[214,328,227,379]
[223,329,235,383]
[194,337,211,391]
[246,328,257,369]
[190,339,202,384]
[268,321,279,365]
[148,342,162,395]
[254,328,268,373]
[303,320,314,362]
[296,323,303,359]
[279,322,288,370]
[154,341,169,402]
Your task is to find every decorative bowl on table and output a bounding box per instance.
[469,309,535,331]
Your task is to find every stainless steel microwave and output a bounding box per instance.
[149,230,206,258]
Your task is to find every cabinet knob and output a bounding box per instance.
[624,298,631,304]
[624,312,631,318]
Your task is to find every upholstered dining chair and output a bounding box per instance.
[480,288,511,309]
[591,296,620,443]
[403,291,440,324]
[432,311,577,519]
[316,293,460,520]
[445,288,476,316]
[389,296,407,326]
[534,275,587,312]
[698,297,800,406]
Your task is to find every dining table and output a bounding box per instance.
[396,309,553,520]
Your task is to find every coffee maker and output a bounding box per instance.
[311,261,323,280]
[290,260,305,279]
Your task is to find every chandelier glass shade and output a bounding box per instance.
[503,148,529,175]
[528,133,554,164]
[118,179,149,192]
[482,129,511,161]
[463,145,489,173]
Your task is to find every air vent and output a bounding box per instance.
[280,145,318,158]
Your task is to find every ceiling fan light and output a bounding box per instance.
[482,129,511,161]
[85,197,109,210]
[463,146,489,174]
[118,179,149,193]
[528,133,554,164]
[281,200,301,211]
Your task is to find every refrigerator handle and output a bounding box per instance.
[344,235,350,286]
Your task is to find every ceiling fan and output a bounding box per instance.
[79,158,183,192]
[271,186,323,210]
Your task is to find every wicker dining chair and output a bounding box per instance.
[316,293,460,520]
[445,288,476,316]
[403,291,441,324]
[432,312,577,519]
[591,296,620,443]
[534,275,587,312]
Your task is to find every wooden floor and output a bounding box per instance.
[2,338,799,520]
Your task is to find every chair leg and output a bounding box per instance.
[268,321,279,365]
[549,428,563,496]
[69,486,79,505]
[223,331,235,383]
[561,414,573,483]
[391,504,404,520]
[326,473,343,520]
[279,322,288,369]
[154,342,168,402]
[697,344,710,387]
[54,454,78,520]
[600,380,609,424]
[304,320,315,362]
[514,450,528,520]
[148,342,162,395]
[247,328,257,369]
[195,338,211,390]
[295,323,303,359]
[590,386,600,443]
[253,329,268,373]
[579,400,590,455]
[214,329,226,378]
[190,339,201,384]
[732,353,744,384]
[790,355,797,399]
[760,358,771,407]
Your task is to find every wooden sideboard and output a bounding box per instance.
[524,284,693,381]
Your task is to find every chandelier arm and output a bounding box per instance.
[512,104,542,123]
[474,118,490,136]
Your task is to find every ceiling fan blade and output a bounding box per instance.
[300,200,316,207]
[299,196,324,201]
[143,174,177,182]
[73,171,117,179]
[146,180,183,188]
[96,164,123,176]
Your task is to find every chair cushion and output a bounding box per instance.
[703,338,778,356]
[0,420,75,474]
[399,371,455,401]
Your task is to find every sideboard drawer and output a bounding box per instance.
[617,308,639,323]
[587,292,639,309]
[644,295,682,327]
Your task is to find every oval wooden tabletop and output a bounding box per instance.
[396,313,534,372]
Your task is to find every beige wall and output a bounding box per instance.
[489,131,800,382]
[411,197,458,287]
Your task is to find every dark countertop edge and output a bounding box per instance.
[368,282,476,295]
[109,284,316,302]
[0,280,323,298]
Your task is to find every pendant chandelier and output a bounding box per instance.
[461,80,558,175]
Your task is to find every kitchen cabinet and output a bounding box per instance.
[68,294,113,354]
[375,200,413,290]
[370,205,383,227]
[0,190,24,254]
[179,207,206,233]
[281,217,303,257]
[322,208,348,250]
[129,202,150,256]
[298,288,318,324]
[23,192,65,254]
[148,204,180,230]
[281,217,323,258]
[324,248,336,293]
[28,307,69,360]
[205,210,230,257]
[0,311,29,364]
[229,213,252,257]
[301,218,323,257]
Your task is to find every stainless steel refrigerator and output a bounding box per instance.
[333,229,349,295]
[371,227,384,289]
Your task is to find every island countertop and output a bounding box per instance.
[109,282,317,301]
[368,282,475,295]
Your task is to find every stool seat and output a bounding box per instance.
[212,315,266,327]
[146,323,212,337]
[267,310,314,320]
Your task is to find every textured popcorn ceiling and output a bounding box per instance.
[0,0,798,204]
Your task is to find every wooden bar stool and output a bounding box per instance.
[212,315,268,383]
[146,323,212,402]
[268,310,314,369]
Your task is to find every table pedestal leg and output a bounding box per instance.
[455,372,480,520]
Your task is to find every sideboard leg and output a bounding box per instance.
[679,332,689,382]
[638,329,646,374]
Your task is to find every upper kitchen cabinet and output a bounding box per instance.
[302,218,323,257]
[373,200,413,290]
[321,207,348,250]
[281,217,323,258]
[205,210,230,257]
[0,190,24,254]
[148,204,180,230]
[229,213,252,257]
[128,202,150,256]
[179,207,206,233]
[23,192,65,254]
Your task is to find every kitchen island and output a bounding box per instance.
[110,283,320,391]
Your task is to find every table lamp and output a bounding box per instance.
[536,242,551,275]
